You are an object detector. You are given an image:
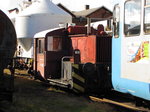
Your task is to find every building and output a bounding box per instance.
[58,4,112,31]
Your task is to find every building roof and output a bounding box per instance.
[73,6,112,19]
[57,3,76,17]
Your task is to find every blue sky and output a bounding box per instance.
[0,0,113,12]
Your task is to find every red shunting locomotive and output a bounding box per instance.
[33,25,112,94]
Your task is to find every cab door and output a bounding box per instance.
[35,38,45,78]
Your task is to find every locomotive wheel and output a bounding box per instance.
[82,63,96,75]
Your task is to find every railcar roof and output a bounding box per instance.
[34,27,64,38]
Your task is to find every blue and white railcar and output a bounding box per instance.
[112,0,150,101]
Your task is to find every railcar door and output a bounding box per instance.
[35,38,45,78]
[122,0,150,84]
[45,36,63,79]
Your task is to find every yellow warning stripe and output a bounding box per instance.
[72,64,79,69]
[89,96,144,111]
[72,72,85,83]
[73,83,85,92]
[73,89,79,93]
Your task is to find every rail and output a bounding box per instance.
[89,96,148,112]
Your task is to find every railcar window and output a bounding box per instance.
[113,4,120,38]
[38,39,44,54]
[124,0,141,36]
[145,0,150,5]
[144,3,150,34]
[47,36,62,51]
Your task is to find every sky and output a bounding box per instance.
[0,0,114,12]
[52,0,113,11]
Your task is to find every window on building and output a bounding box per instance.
[47,36,62,51]
[113,4,120,38]
[124,0,141,36]
[144,0,150,34]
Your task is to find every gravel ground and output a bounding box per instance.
[0,75,138,112]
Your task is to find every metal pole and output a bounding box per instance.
[87,17,91,35]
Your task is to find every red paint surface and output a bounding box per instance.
[37,54,45,78]
[71,35,96,63]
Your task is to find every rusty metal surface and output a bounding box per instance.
[71,35,112,64]
[37,54,45,78]
[71,35,96,63]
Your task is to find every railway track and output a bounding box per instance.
[89,95,149,112]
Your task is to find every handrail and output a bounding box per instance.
[61,56,73,81]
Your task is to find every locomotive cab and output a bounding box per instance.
[34,26,112,94]
[34,28,71,80]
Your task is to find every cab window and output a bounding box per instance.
[38,39,44,54]
[113,4,120,38]
[47,36,62,51]
[145,0,150,5]
[144,0,150,34]
[124,0,141,36]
